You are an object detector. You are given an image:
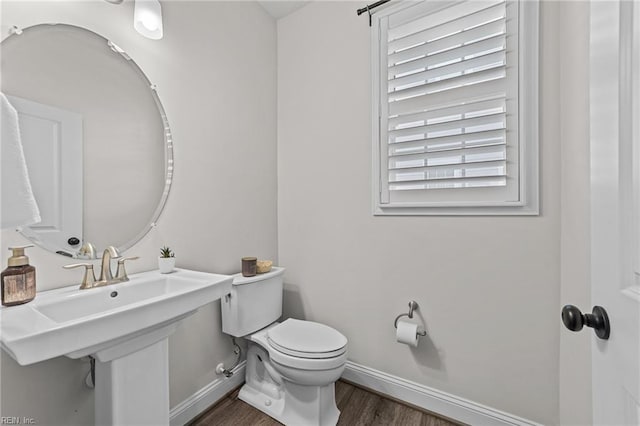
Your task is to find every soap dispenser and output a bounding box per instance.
[1,245,36,306]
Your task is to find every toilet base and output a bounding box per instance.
[240,342,341,426]
[239,380,340,426]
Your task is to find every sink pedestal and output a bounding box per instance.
[94,323,178,426]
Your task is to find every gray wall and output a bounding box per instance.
[276,2,566,424]
[0,1,277,424]
[558,2,592,425]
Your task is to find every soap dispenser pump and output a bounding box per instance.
[1,245,36,306]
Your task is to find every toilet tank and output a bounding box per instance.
[221,267,285,337]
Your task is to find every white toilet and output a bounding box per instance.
[221,267,348,426]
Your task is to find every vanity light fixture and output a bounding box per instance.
[134,0,163,40]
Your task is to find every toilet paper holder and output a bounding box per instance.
[394,301,427,336]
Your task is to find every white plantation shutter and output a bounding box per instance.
[372,0,539,215]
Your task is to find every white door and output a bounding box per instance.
[588,1,640,424]
[7,95,83,256]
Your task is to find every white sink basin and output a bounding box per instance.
[1,268,232,366]
[1,267,233,425]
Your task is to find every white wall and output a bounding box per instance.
[277,2,562,424]
[558,2,593,425]
[0,1,277,424]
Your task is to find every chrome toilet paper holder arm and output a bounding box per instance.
[394,300,427,336]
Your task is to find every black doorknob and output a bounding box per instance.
[561,305,610,340]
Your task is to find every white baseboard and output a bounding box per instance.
[169,361,246,426]
[169,359,541,426]
[342,361,542,426]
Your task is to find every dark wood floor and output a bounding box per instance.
[191,380,461,426]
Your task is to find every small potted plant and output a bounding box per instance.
[158,246,175,274]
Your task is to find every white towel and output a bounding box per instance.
[1,93,41,229]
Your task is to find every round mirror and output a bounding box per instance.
[1,24,172,257]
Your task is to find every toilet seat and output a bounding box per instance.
[249,320,348,371]
[268,345,348,371]
[267,319,347,359]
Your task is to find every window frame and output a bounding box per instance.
[371,0,539,216]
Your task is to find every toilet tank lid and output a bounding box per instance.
[267,318,347,354]
[231,266,285,285]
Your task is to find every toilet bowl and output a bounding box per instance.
[220,268,348,426]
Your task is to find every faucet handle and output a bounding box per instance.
[63,263,97,290]
[77,242,97,259]
[115,256,139,282]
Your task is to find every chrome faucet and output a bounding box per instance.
[64,246,139,290]
[99,246,119,283]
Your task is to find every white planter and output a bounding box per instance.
[158,257,175,274]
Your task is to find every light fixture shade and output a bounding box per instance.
[134,0,163,40]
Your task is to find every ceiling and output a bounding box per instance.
[257,1,311,19]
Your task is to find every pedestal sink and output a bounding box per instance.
[0,268,233,425]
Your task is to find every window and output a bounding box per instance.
[372,0,539,215]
